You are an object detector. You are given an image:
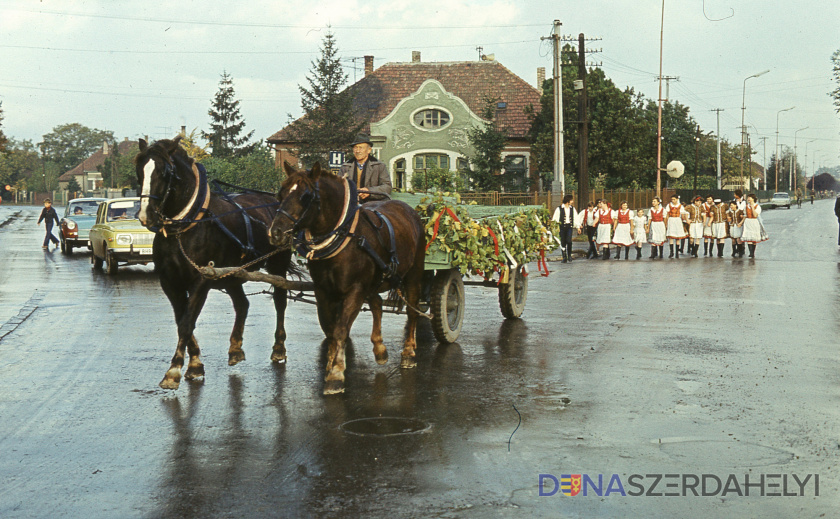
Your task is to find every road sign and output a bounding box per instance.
[329,151,346,168]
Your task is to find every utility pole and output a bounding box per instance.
[655,76,680,101]
[711,108,723,189]
[757,136,767,190]
[577,33,589,206]
[549,21,565,196]
[692,124,700,196]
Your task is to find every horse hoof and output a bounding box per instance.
[159,378,180,390]
[228,351,246,366]
[270,353,287,364]
[374,351,389,365]
[323,380,345,395]
[400,355,417,369]
[184,369,205,380]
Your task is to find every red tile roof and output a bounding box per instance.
[59,140,139,181]
[268,60,542,143]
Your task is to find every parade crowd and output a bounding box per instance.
[552,189,769,262]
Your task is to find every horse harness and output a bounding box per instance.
[282,177,402,289]
[142,159,276,261]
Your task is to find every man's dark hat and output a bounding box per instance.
[350,134,373,147]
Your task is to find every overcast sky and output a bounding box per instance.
[1,0,838,170]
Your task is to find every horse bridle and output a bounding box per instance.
[139,158,181,224]
[274,180,320,237]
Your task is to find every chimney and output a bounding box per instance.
[412,51,421,63]
[537,67,546,92]
[103,140,109,155]
[181,125,187,136]
[364,55,374,76]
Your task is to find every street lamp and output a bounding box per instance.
[793,127,808,193]
[775,106,794,192]
[740,69,770,186]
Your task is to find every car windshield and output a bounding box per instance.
[68,201,101,216]
[107,201,142,222]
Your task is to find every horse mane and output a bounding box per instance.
[135,137,194,170]
[280,163,338,191]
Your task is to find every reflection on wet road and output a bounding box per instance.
[0,202,838,517]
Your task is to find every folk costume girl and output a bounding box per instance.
[664,195,688,258]
[594,200,614,260]
[611,201,634,260]
[727,201,745,258]
[741,194,768,257]
[647,197,666,258]
[710,199,728,257]
[686,196,705,258]
[702,195,715,256]
[633,209,647,260]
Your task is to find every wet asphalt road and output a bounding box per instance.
[0,201,839,518]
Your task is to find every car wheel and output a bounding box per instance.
[92,253,103,270]
[60,237,67,254]
[105,249,119,275]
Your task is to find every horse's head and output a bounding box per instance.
[269,161,324,248]
[135,136,188,228]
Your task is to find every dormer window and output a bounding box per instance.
[412,108,451,130]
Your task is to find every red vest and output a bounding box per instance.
[650,207,664,222]
[598,209,613,225]
[616,209,631,224]
[746,205,756,218]
[668,204,682,217]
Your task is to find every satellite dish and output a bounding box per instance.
[666,160,685,178]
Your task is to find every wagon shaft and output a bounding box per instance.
[198,265,314,290]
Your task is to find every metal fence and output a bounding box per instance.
[459,191,552,207]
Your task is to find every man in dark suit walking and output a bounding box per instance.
[835,195,840,246]
[339,134,392,202]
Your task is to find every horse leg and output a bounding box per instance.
[368,293,388,365]
[400,263,424,369]
[323,288,365,395]
[316,297,337,337]
[161,282,211,389]
[225,283,249,366]
[159,276,196,387]
[270,286,289,363]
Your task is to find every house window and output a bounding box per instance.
[394,159,406,190]
[503,155,528,191]
[414,154,450,171]
[413,109,450,129]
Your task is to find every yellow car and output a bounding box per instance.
[89,198,156,274]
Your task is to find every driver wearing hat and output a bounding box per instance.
[339,134,392,202]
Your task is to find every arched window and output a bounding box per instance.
[414,154,450,171]
[413,109,451,129]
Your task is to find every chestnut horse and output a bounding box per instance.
[136,137,295,389]
[269,163,425,395]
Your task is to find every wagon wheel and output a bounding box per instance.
[430,269,465,344]
[105,249,119,275]
[498,266,528,319]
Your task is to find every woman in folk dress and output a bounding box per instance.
[611,201,634,260]
[647,197,666,259]
[594,199,615,260]
[710,198,728,257]
[741,193,768,258]
[664,194,688,258]
[727,200,745,258]
[686,196,705,258]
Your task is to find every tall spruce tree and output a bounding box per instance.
[0,102,8,153]
[203,72,255,159]
[285,30,365,167]
[467,97,508,191]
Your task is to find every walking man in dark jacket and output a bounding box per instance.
[37,198,60,249]
[835,195,840,246]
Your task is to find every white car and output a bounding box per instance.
[771,192,791,209]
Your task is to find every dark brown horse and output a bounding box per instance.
[269,163,425,395]
[136,137,295,389]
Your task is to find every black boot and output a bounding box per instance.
[658,245,664,258]
[703,242,708,256]
[748,244,756,258]
[692,244,699,257]
[562,250,569,263]
[731,242,737,257]
[669,244,674,258]
[602,248,610,260]
[623,246,628,260]
[636,247,642,259]
[676,244,680,258]
[739,243,746,257]
[566,244,573,262]
[650,246,657,259]
[614,247,621,259]
[717,243,724,257]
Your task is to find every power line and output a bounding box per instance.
[1,7,547,30]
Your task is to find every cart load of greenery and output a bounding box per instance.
[414,193,561,278]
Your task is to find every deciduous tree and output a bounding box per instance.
[39,124,114,174]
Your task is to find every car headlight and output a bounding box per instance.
[116,234,132,245]
[65,220,77,230]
